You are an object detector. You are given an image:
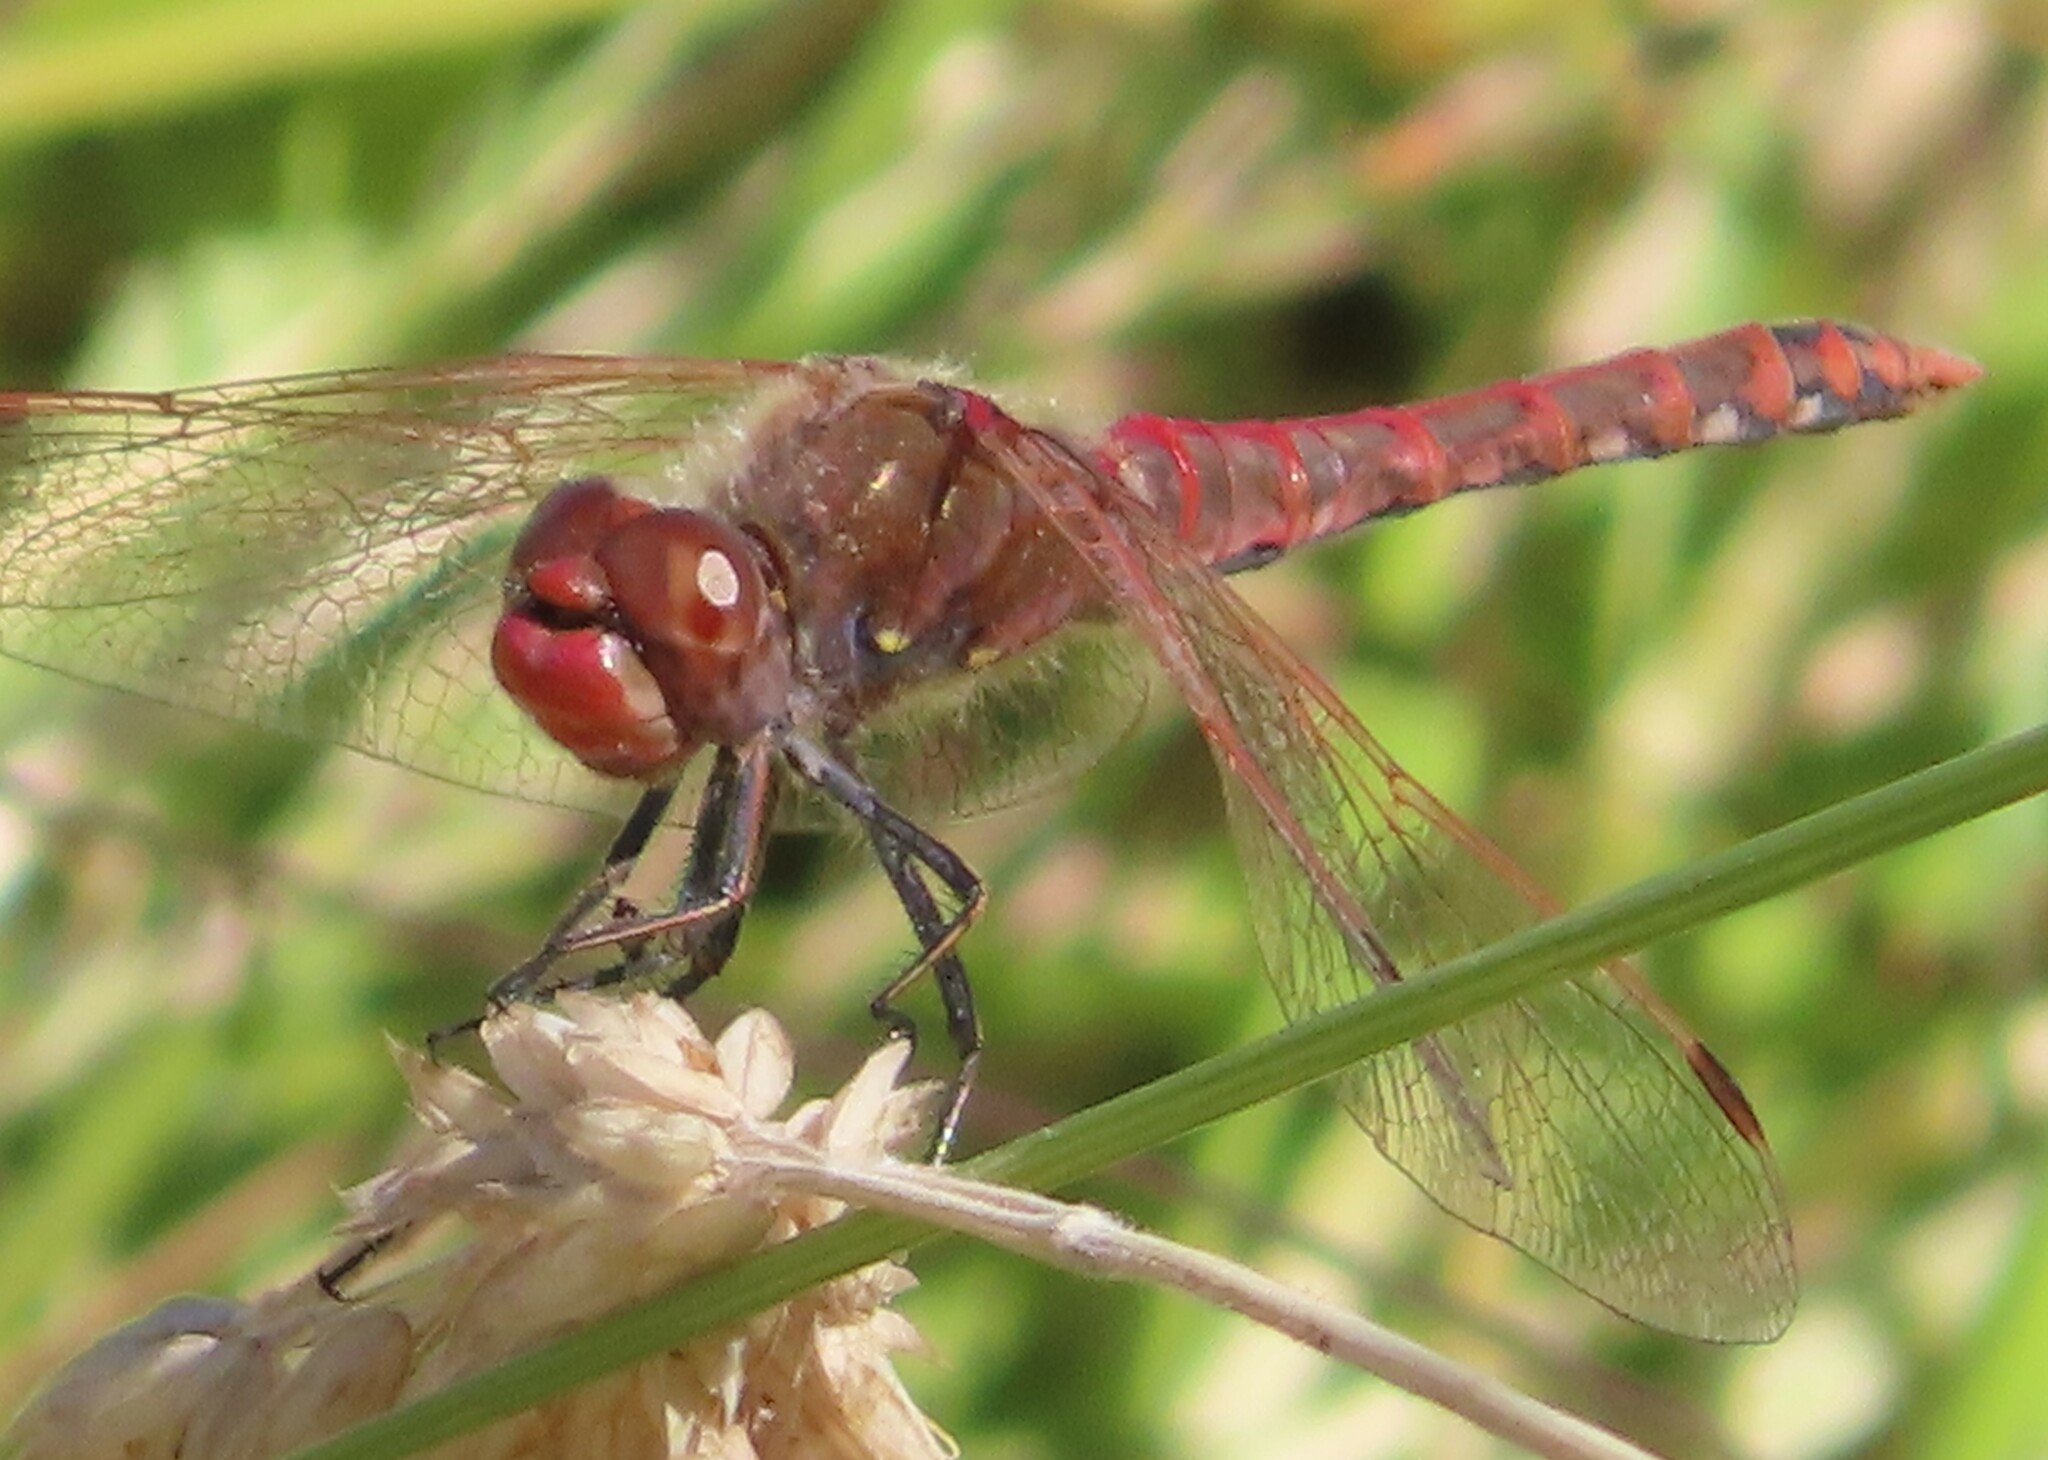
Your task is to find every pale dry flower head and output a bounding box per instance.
[7,993,950,1460]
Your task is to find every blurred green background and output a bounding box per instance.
[0,1,2041,1456]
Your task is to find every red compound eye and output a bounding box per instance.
[508,477,654,575]
[597,510,772,658]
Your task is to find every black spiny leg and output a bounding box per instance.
[316,1223,407,1301]
[484,781,678,1007]
[660,742,780,1002]
[865,823,983,1158]
[426,782,680,1054]
[540,739,778,964]
[781,732,988,1159]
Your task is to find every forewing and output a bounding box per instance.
[996,424,1795,1341]
[0,356,792,814]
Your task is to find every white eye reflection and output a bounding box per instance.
[696,549,741,609]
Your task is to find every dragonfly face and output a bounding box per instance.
[493,475,795,778]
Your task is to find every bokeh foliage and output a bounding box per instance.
[0,1,2041,1456]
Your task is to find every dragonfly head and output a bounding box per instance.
[492,477,794,779]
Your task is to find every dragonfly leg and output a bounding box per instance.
[425,782,680,1054]
[539,740,777,965]
[524,745,778,1004]
[481,781,679,1007]
[658,741,778,1001]
[864,824,983,1160]
[555,744,773,1002]
[316,1223,412,1301]
[782,732,988,1158]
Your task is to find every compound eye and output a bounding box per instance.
[596,510,771,656]
[509,477,652,573]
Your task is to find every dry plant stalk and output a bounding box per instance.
[9,991,1666,1460]
[5,994,950,1460]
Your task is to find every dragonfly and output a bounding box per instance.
[0,319,1976,1341]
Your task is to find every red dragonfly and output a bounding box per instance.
[0,320,1975,1340]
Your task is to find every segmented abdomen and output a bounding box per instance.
[1098,320,1980,572]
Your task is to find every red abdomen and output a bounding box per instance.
[1098,320,1980,571]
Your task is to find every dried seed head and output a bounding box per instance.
[7,996,949,1460]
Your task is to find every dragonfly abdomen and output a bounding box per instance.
[1100,320,1979,572]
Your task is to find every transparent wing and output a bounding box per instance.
[0,356,798,815]
[999,425,1795,1341]
[846,620,1150,825]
